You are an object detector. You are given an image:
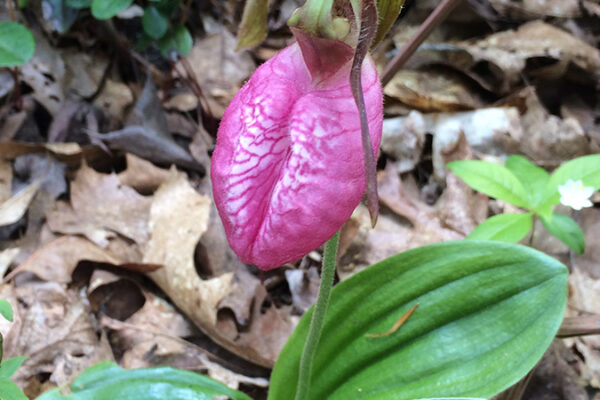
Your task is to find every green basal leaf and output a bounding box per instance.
[505,155,549,207]
[91,0,133,20]
[65,0,92,9]
[541,154,600,208]
[236,0,269,50]
[447,160,530,209]
[0,22,35,67]
[269,241,568,400]
[158,25,193,60]
[36,361,251,400]
[541,213,585,254]
[0,379,27,400]
[142,6,168,39]
[0,357,27,379]
[372,0,405,48]
[467,212,532,242]
[0,300,13,322]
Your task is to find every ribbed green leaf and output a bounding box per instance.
[269,241,567,400]
[541,213,585,254]
[91,0,133,19]
[0,22,35,67]
[447,161,530,209]
[36,362,251,400]
[467,213,532,242]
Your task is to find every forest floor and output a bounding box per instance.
[1,0,600,399]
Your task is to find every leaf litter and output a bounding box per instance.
[0,1,599,399]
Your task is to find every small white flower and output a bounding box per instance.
[558,179,595,210]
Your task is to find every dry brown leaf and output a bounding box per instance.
[488,0,581,18]
[116,153,171,194]
[93,79,134,121]
[516,87,592,163]
[0,180,40,226]
[178,31,255,118]
[0,158,12,202]
[2,280,114,392]
[7,236,120,283]
[0,141,105,167]
[0,248,19,278]
[438,21,600,94]
[384,69,484,112]
[47,163,152,246]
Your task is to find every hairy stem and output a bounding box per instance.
[295,231,340,400]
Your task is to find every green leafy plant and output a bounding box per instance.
[448,154,600,253]
[0,21,35,67]
[36,362,251,400]
[0,300,28,400]
[269,241,568,399]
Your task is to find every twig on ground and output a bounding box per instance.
[381,0,463,86]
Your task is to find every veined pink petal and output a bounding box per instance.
[211,42,383,270]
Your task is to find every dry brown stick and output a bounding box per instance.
[380,0,463,86]
[557,315,600,338]
[7,0,15,21]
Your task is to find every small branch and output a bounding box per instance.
[558,316,600,338]
[7,0,15,21]
[380,0,463,86]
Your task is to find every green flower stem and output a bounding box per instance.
[529,214,537,246]
[295,231,340,400]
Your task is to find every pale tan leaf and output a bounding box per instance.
[0,180,40,226]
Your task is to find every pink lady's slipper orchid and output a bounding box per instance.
[211,39,383,270]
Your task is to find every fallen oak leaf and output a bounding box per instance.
[144,170,293,367]
[46,162,152,247]
[5,236,120,283]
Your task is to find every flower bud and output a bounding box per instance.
[211,42,383,270]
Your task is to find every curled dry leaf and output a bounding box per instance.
[431,21,600,94]
[0,180,41,226]
[90,78,203,173]
[487,0,581,19]
[515,87,592,163]
[384,68,484,112]
[7,236,120,283]
[47,163,152,247]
